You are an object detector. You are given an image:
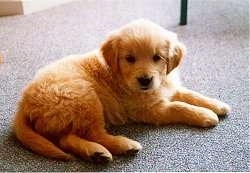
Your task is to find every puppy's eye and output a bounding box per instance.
[126,55,136,64]
[153,54,162,62]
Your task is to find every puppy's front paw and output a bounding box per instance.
[213,100,231,116]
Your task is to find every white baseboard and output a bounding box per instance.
[0,0,74,16]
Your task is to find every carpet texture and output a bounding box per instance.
[0,0,249,171]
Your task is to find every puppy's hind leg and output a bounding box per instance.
[56,82,113,163]
[86,128,142,156]
[59,134,112,163]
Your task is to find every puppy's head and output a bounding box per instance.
[101,19,186,92]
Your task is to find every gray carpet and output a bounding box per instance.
[0,0,249,171]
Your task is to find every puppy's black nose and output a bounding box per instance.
[137,76,153,87]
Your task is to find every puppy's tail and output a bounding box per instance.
[14,109,71,161]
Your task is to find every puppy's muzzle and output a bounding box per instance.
[137,76,153,90]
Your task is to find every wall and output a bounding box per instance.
[0,0,73,16]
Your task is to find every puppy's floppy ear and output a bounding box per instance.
[101,33,120,73]
[167,41,186,74]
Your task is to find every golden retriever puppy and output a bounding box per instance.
[14,19,231,163]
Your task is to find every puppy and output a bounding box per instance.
[14,19,231,163]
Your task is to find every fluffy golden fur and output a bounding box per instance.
[14,19,231,163]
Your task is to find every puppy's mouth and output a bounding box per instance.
[138,84,156,92]
[140,86,151,91]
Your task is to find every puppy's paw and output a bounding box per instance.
[199,108,219,127]
[120,138,142,155]
[124,140,143,155]
[90,152,112,163]
[213,100,231,116]
[88,146,113,163]
[110,136,142,155]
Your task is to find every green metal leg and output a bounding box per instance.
[180,0,188,25]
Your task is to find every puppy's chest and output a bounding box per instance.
[123,86,176,109]
[97,84,176,125]
[101,95,147,125]
[97,91,150,124]
[122,95,150,111]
